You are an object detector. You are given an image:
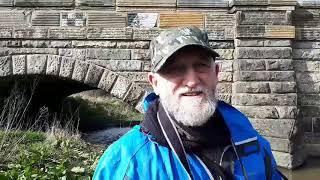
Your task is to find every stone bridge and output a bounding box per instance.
[0,0,320,169]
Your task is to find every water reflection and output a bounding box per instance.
[279,157,320,180]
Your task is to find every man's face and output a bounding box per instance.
[148,47,219,126]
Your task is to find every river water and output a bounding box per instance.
[83,127,320,180]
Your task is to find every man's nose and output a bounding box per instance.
[184,68,200,88]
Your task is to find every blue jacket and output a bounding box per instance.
[93,97,283,180]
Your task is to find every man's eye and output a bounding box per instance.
[195,63,211,72]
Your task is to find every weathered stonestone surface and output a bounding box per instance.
[59,56,75,78]
[297,83,320,94]
[0,0,12,6]
[236,25,295,38]
[272,151,304,169]
[218,72,233,82]
[72,40,116,48]
[0,40,21,47]
[238,11,288,25]
[118,72,148,82]
[143,61,151,71]
[236,106,279,119]
[230,0,268,6]
[236,26,265,38]
[234,59,266,71]
[117,41,149,49]
[87,28,132,39]
[131,49,150,60]
[266,137,292,153]
[116,0,176,7]
[232,94,297,106]
[91,60,142,71]
[8,48,57,55]
[264,40,291,47]
[216,61,233,72]
[133,28,162,40]
[123,83,145,105]
[206,28,234,40]
[61,12,86,27]
[302,118,313,132]
[27,54,47,74]
[276,106,297,119]
[0,11,28,26]
[84,64,105,87]
[296,28,320,40]
[294,9,320,28]
[296,72,320,83]
[215,49,234,60]
[87,12,126,27]
[31,11,60,26]
[75,0,114,6]
[14,28,48,39]
[49,28,86,39]
[299,94,320,106]
[269,82,296,93]
[15,0,73,6]
[98,70,118,92]
[209,41,234,49]
[217,94,231,103]
[87,49,130,60]
[265,59,293,71]
[0,27,12,38]
[50,41,72,48]
[251,118,295,139]
[293,41,320,49]
[128,12,158,28]
[110,75,131,99]
[177,0,228,7]
[216,83,232,94]
[236,47,291,59]
[0,56,11,76]
[12,55,26,75]
[236,39,291,47]
[313,118,320,132]
[234,71,295,81]
[46,55,61,75]
[205,13,235,28]
[293,49,320,60]
[22,40,49,48]
[233,82,270,93]
[59,49,86,61]
[72,60,89,82]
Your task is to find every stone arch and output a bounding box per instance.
[0,54,147,113]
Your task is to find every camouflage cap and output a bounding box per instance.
[150,26,219,72]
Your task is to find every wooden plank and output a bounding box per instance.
[116,0,176,7]
[87,12,126,27]
[32,11,60,26]
[15,0,73,6]
[159,13,204,28]
[177,0,228,8]
[206,13,235,28]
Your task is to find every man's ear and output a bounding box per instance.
[148,72,159,95]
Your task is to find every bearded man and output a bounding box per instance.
[93,27,286,180]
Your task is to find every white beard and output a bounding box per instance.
[160,87,218,127]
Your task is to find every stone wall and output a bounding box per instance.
[0,0,319,169]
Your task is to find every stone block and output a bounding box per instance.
[293,61,320,72]
[118,72,148,82]
[313,118,320,132]
[272,151,304,169]
[31,11,60,26]
[177,0,227,7]
[110,75,131,99]
[294,9,320,28]
[160,12,204,28]
[0,0,12,6]
[8,48,57,55]
[275,106,297,119]
[301,106,320,118]
[131,49,150,60]
[98,70,118,92]
[236,25,295,38]
[302,117,313,132]
[268,0,297,5]
[293,49,320,60]
[0,56,11,76]
[234,71,295,81]
[250,118,295,139]
[143,61,151,71]
[216,61,233,72]
[49,28,86,39]
[269,82,296,93]
[15,0,73,6]
[59,56,75,78]
[218,72,233,82]
[232,94,297,106]
[234,59,266,71]
[236,106,279,119]
[293,41,320,49]
[14,28,48,39]
[264,40,291,47]
[238,11,288,25]
[215,49,234,60]
[72,60,89,82]
[116,0,176,7]
[133,28,162,40]
[61,12,86,27]
[50,41,72,48]
[26,54,47,74]
[117,41,149,49]
[72,40,116,48]
[22,40,49,48]
[299,94,320,106]
[235,39,264,47]
[205,13,235,28]
[297,83,320,94]
[12,55,26,75]
[209,41,234,49]
[296,72,320,83]
[128,13,158,28]
[216,83,232,94]
[266,137,292,153]
[265,59,293,71]
[297,0,320,7]
[87,12,126,27]
[46,55,61,76]
[296,28,320,40]
[0,27,12,38]
[233,82,270,93]
[92,60,142,71]
[123,83,145,105]
[84,64,105,87]
[87,28,132,40]
[87,49,130,60]
[0,11,28,27]
[236,26,265,38]
[75,0,114,6]
[0,40,21,47]
[217,94,231,103]
[236,47,291,59]
[229,0,268,6]
[207,27,234,40]
[59,49,86,61]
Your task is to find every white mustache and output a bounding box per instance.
[176,87,208,95]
